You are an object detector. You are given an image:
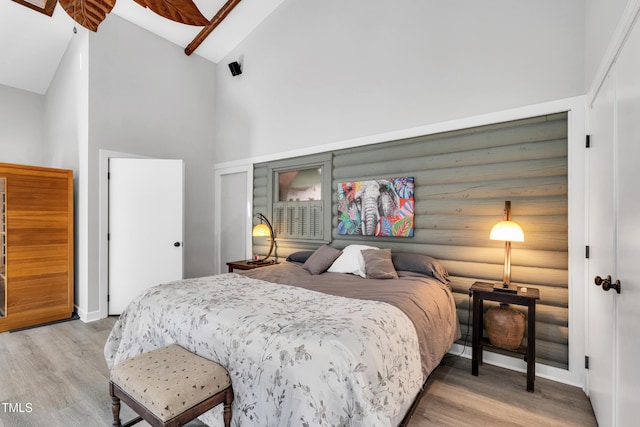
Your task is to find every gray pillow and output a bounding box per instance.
[286,251,314,263]
[303,245,342,275]
[362,248,398,279]
[391,252,449,284]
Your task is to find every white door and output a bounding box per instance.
[614,18,640,426]
[108,158,184,315]
[214,165,252,274]
[587,18,640,426]
[218,171,249,272]
[587,70,616,427]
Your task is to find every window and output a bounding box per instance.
[267,154,332,242]
[277,168,322,201]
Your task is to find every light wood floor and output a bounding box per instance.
[0,317,597,427]
[411,355,597,427]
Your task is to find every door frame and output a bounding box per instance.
[98,149,144,319]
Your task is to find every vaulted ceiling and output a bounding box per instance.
[0,0,285,94]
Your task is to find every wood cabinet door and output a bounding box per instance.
[0,163,73,333]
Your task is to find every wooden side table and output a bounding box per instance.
[470,281,540,392]
[226,259,278,272]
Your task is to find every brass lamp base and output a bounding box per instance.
[493,283,518,293]
[247,259,275,265]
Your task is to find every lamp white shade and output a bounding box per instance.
[252,223,271,237]
[490,220,525,242]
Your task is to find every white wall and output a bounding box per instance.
[84,15,217,314]
[43,28,90,319]
[43,29,86,174]
[0,84,45,165]
[214,0,585,164]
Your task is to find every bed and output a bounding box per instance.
[104,245,460,426]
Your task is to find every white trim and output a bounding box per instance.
[98,149,144,320]
[213,163,253,274]
[75,33,90,326]
[586,0,640,107]
[214,96,586,170]
[74,304,102,323]
[213,96,587,388]
[584,100,593,397]
[612,59,620,427]
[449,344,584,388]
[566,98,588,391]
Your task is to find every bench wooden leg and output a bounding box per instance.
[223,387,234,427]
[110,382,122,427]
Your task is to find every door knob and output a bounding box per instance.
[174,242,181,247]
[594,275,621,294]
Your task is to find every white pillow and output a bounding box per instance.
[327,244,379,278]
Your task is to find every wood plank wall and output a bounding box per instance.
[252,112,568,369]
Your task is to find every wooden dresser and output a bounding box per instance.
[0,163,74,333]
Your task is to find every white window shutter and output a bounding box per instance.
[272,201,323,240]
[297,204,308,238]
[273,204,286,236]
[285,205,297,238]
[309,202,323,238]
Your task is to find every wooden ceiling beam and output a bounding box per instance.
[185,0,242,56]
[12,0,56,16]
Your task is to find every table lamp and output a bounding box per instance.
[490,201,524,292]
[249,213,275,264]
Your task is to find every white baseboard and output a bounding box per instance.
[448,343,585,390]
[74,305,103,323]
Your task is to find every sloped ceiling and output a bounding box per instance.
[0,0,285,94]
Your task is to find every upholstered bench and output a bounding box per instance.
[109,345,233,427]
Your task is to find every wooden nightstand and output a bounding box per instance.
[470,281,540,392]
[226,259,278,273]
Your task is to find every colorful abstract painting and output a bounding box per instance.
[337,177,414,237]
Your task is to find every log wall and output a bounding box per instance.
[252,112,569,369]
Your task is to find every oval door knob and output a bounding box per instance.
[594,275,609,287]
[605,279,621,294]
[174,242,181,247]
[594,275,621,294]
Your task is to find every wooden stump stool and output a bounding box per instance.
[109,345,233,427]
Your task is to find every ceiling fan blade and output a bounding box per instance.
[58,0,116,32]
[133,0,209,26]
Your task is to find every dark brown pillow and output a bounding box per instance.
[286,251,314,263]
[362,248,398,279]
[303,245,342,275]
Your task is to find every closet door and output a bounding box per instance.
[613,17,640,426]
[586,16,640,426]
[214,165,251,274]
[587,69,616,427]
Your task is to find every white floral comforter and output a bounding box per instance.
[104,273,424,426]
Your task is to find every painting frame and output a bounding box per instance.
[337,177,414,237]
